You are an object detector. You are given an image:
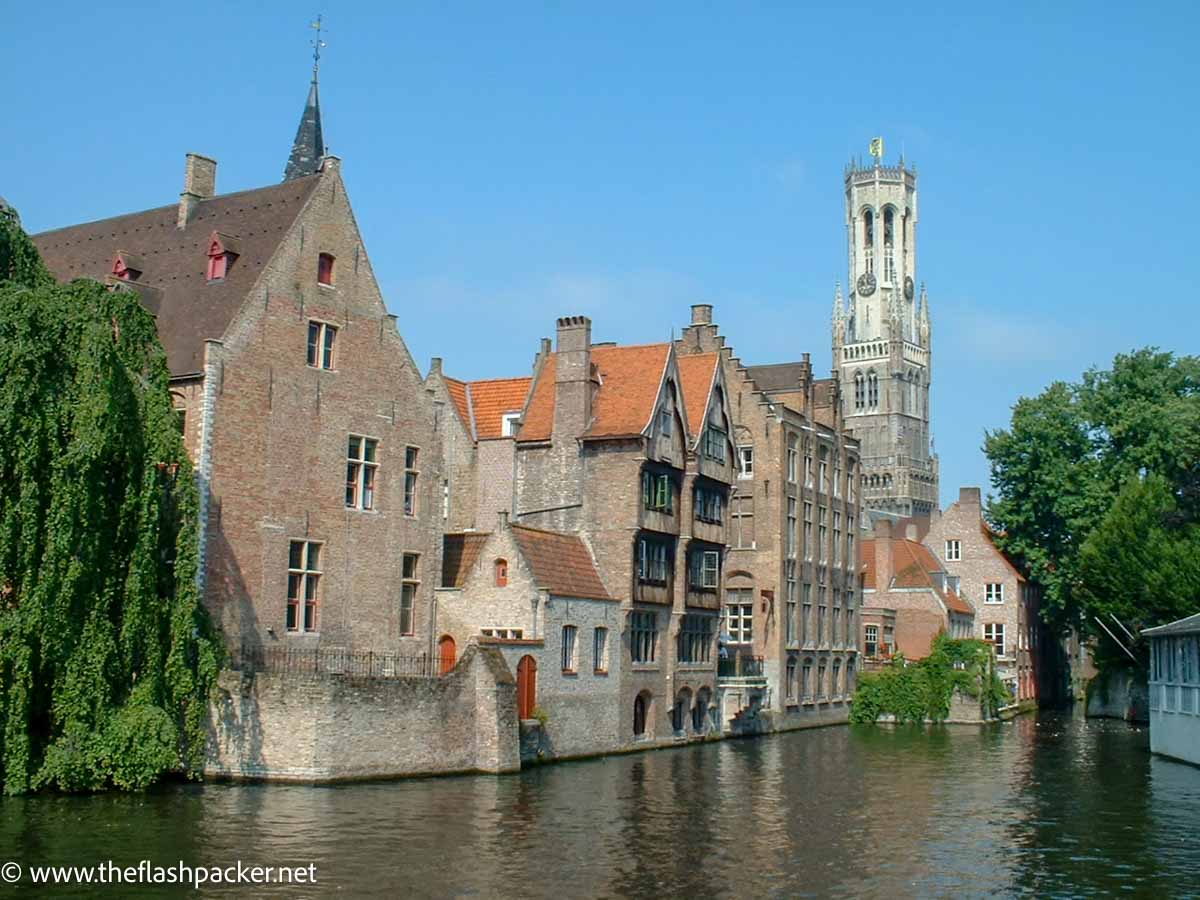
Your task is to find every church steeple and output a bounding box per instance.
[283,17,328,182]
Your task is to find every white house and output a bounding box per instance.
[1144,613,1200,767]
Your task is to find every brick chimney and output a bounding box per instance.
[874,519,895,590]
[958,486,982,515]
[177,153,217,229]
[429,357,443,377]
[680,303,721,353]
[691,304,713,325]
[553,316,592,441]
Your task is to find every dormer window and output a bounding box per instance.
[318,253,335,286]
[206,233,239,283]
[111,252,143,282]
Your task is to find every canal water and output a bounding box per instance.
[1,711,1198,898]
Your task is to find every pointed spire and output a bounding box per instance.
[284,17,328,182]
[832,282,844,321]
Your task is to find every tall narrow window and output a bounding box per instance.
[804,442,813,488]
[867,371,879,408]
[400,553,419,636]
[561,625,578,672]
[984,622,1006,657]
[688,548,721,591]
[593,627,609,674]
[785,560,797,644]
[802,583,812,645]
[286,541,321,633]
[317,252,335,286]
[404,447,419,516]
[345,435,378,511]
[631,611,658,663]
[865,624,879,657]
[737,446,754,479]
[787,434,798,483]
[854,372,865,411]
[307,321,337,370]
[862,209,874,248]
[637,537,670,585]
[677,614,714,664]
[724,590,753,643]
[786,657,797,701]
[818,446,829,494]
[494,558,508,587]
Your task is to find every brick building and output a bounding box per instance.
[676,305,863,731]
[860,520,974,658]
[32,79,445,663]
[925,487,1044,704]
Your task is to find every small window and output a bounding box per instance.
[593,627,609,674]
[307,321,337,370]
[688,548,721,591]
[286,540,321,633]
[502,413,521,437]
[702,426,727,463]
[945,540,962,562]
[317,252,335,286]
[642,470,673,513]
[345,435,379,511]
[404,447,419,516]
[400,553,419,636]
[495,558,508,587]
[985,583,1005,604]
[561,625,578,673]
[737,446,754,479]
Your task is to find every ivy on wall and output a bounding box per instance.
[850,634,1009,724]
[0,208,222,794]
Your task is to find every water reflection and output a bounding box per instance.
[0,712,1197,898]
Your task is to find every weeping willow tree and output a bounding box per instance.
[0,207,222,793]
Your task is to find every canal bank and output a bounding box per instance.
[3,710,1198,898]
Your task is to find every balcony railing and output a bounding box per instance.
[233,644,448,679]
[718,653,765,679]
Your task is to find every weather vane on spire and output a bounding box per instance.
[311,15,328,77]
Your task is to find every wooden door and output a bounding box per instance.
[516,655,537,720]
[438,635,456,675]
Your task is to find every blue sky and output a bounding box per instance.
[5,2,1198,507]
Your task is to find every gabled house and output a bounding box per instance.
[512,315,735,746]
[861,520,974,659]
[32,85,443,661]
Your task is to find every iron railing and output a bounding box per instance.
[718,653,765,679]
[233,644,449,679]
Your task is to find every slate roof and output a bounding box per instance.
[517,343,673,442]
[284,78,325,181]
[744,361,807,392]
[441,532,492,588]
[510,525,612,600]
[444,376,533,441]
[1143,613,1200,637]
[32,175,322,377]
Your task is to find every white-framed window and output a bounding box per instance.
[725,589,753,644]
[502,413,521,437]
[945,539,961,561]
[737,446,754,480]
[345,435,379,511]
[787,497,798,558]
[637,537,671,585]
[785,560,797,644]
[306,320,337,370]
[984,622,1006,657]
[786,435,798,483]
[865,624,879,657]
[985,583,1005,604]
[561,625,578,672]
[689,548,721,591]
[482,627,524,639]
[642,470,673,513]
[593,626,609,673]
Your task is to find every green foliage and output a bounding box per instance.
[850,635,1008,724]
[0,210,222,794]
[984,349,1200,651]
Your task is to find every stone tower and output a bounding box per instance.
[832,149,938,518]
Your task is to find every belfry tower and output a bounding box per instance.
[832,141,938,518]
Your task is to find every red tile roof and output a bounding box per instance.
[517,343,673,442]
[861,537,973,616]
[444,375,534,441]
[32,175,323,377]
[677,352,720,438]
[445,377,471,432]
[441,532,492,587]
[510,525,612,600]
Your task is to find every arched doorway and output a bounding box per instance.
[673,688,692,735]
[693,688,711,733]
[516,655,537,720]
[633,692,650,738]
[437,635,456,675]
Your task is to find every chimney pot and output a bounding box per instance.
[430,357,443,376]
[691,304,713,326]
[959,486,982,507]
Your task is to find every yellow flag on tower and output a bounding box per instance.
[869,137,884,160]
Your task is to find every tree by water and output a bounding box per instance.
[0,208,222,794]
[983,349,1200,669]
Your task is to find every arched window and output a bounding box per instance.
[516,655,537,720]
[883,208,895,247]
[867,371,879,408]
[494,558,508,587]
[786,433,799,482]
[693,689,710,732]
[854,372,865,411]
[317,252,335,286]
[862,209,874,248]
[633,692,650,738]
[786,656,797,701]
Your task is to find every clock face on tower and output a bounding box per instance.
[857,272,877,297]
[904,276,914,300]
